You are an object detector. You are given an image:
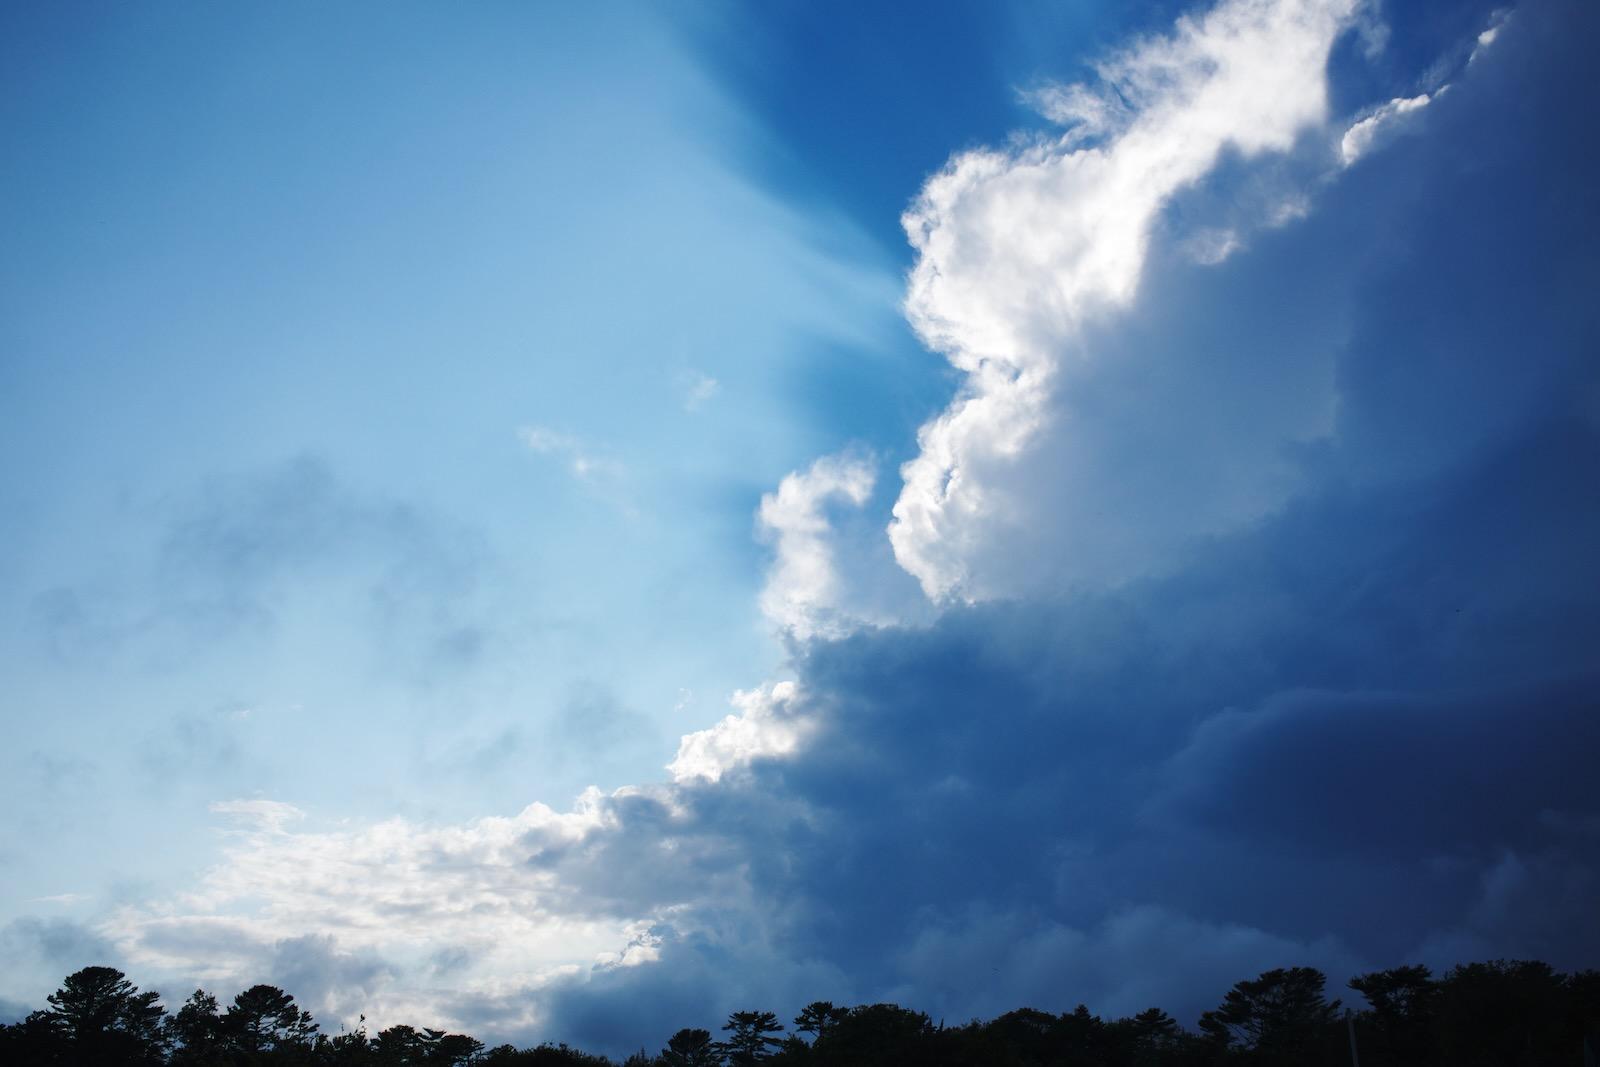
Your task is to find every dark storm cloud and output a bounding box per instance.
[1164,679,1600,860]
[530,419,1600,1051]
[514,3,1600,1052]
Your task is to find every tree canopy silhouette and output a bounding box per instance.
[718,1011,784,1064]
[1198,966,1341,1061]
[42,965,167,1066]
[659,1027,717,1066]
[225,984,319,1055]
[4,955,1600,1066]
[791,1003,846,1043]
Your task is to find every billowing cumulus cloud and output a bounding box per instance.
[668,681,811,784]
[757,451,931,639]
[883,0,1579,606]
[757,454,877,639]
[36,0,1600,1055]
[890,0,1364,600]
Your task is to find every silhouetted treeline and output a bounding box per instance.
[3,958,1598,1066]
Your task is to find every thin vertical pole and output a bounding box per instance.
[1346,1012,1361,1067]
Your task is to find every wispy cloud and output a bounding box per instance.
[1339,9,1512,166]
[209,799,306,834]
[1339,92,1433,165]
[1470,8,1514,64]
[681,372,720,413]
[517,426,625,484]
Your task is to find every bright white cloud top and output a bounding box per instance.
[757,454,877,639]
[667,681,811,784]
[891,0,1362,600]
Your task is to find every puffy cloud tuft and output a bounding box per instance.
[667,681,811,784]
[757,454,878,638]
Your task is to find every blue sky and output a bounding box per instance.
[3,0,1598,1052]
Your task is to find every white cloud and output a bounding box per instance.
[1470,9,1513,64]
[1023,82,1128,144]
[1183,226,1244,265]
[101,679,821,1034]
[889,0,1363,600]
[112,791,643,1032]
[99,670,826,1030]
[667,680,811,784]
[1339,92,1433,165]
[1341,8,1516,167]
[757,453,877,639]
